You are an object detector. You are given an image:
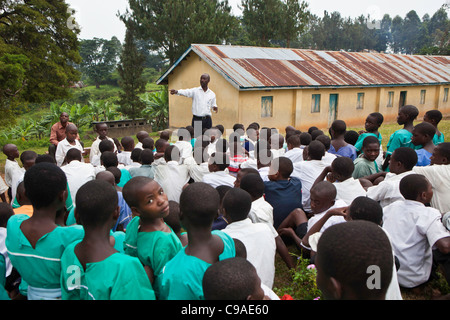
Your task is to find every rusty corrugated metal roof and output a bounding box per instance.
[157,44,450,90]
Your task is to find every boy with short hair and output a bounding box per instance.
[354,112,384,168]
[291,140,329,212]
[55,124,84,167]
[221,188,277,289]
[383,174,450,288]
[89,122,117,166]
[174,127,193,162]
[240,173,295,271]
[314,156,366,206]
[352,136,381,179]
[202,257,269,300]
[264,157,302,230]
[367,147,418,208]
[315,220,394,300]
[60,180,156,300]
[411,122,436,167]
[117,136,135,166]
[284,134,303,164]
[153,145,190,203]
[202,152,236,188]
[159,182,246,300]
[413,142,450,214]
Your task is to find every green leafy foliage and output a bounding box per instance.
[274,255,322,300]
[141,86,169,131]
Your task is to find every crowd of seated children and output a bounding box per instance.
[1,104,449,301]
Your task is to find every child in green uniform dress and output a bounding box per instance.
[122,176,182,299]
[384,105,419,170]
[60,180,155,300]
[159,182,247,300]
[353,136,381,179]
[5,163,84,300]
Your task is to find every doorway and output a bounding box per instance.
[399,91,407,107]
[329,94,339,127]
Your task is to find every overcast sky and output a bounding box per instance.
[65,0,448,41]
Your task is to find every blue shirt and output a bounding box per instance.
[264,177,303,229]
[329,144,358,161]
[415,149,432,167]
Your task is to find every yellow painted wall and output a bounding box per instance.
[166,54,450,132]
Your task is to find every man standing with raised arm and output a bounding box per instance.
[170,73,218,135]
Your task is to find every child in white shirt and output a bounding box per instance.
[383,174,450,288]
[202,152,236,188]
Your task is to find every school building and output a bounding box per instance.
[157,44,450,132]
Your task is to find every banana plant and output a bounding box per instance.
[141,86,169,131]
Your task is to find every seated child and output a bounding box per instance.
[413,142,450,214]
[212,185,231,231]
[222,188,277,289]
[367,147,418,208]
[239,174,295,270]
[352,135,381,179]
[383,174,450,288]
[264,157,302,230]
[314,156,367,206]
[60,180,156,300]
[153,146,190,203]
[159,182,246,300]
[423,109,445,145]
[315,220,394,300]
[174,127,193,162]
[202,152,236,188]
[153,139,170,165]
[128,149,155,179]
[278,181,346,251]
[5,163,85,300]
[291,141,328,212]
[233,167,259,188]
[100,151,132,188]
[122,176,183,298]
[117,136,135,166]
[135,130,149,149]
[227,132,248,175]
[315,135,337,166]
[89,123,117,166]
[55,124,84,167]
[384,105,419,170]
[184,137,211,183]
[269,133,286,159]
[202,257,271,300]
[354,112,384,168]
[329,120,357,161]
[284,134,303,164]
[411,122,436,167]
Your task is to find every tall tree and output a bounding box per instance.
[122,0,236,64]
[78,37,122,89]
[0,0,81,105]
[279,0,310,48]
[241,0,283,47]
[117,22,146,120]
